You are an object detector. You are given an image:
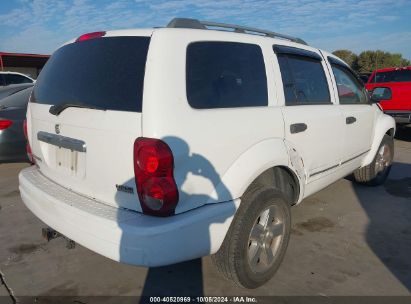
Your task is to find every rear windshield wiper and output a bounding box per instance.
[49,103,106,116]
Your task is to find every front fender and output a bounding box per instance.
[361,113,395,167]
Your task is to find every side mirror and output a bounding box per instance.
[370,87,392,103]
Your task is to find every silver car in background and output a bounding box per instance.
[0,84,33,163]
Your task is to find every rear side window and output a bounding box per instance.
[186,42,268,109]
[277,54,331,105]
[33,37,150,112]
[373,69,411,83]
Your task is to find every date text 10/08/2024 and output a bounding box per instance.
[149,296,258,303]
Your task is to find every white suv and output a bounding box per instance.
[19,18,395,288]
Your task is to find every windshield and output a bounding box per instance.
[373,69,411,83]
[32,36,150,112]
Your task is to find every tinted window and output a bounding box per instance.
[331,65,368,104]
[186,42,268,109]
[277,54,330,105]
[374,69,411,83]
[0,75,5,86]
[5,74,32,85]
[33,37,150,112]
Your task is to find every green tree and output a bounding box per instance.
[357,50,410,73]
[332,49,410,73]
[332,50,358,69]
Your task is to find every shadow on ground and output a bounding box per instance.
[395,124,411,142]
[140,259,203,297]
[353,160,411,291]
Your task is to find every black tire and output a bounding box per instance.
[354,134,394,186]
[211,186,291,289]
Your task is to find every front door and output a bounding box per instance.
[326,57,375,164]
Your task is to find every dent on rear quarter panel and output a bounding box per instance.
[217,138,299,202]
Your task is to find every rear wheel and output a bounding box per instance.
[354,135,394,186]
[211,187,291,288]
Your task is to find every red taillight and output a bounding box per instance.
[76,31,106,42]
[23,119,28,137]
[134,138,179,216]
[23,119,34,164]
[0,119,13,130]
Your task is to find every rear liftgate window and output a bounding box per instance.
[32,36,150,112]
[186,41,268,109]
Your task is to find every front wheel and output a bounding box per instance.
[211,187,291,288]
[354,134,394,186]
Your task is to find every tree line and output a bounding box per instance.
[332,49,410,74]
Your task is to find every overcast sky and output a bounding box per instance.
[1,0,410,59]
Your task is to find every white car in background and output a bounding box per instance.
[0,71,34,86]
[19,18,395,288]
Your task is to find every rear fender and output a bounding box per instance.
[211,138,305,204]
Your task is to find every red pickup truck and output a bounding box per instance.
[366,66,411,124]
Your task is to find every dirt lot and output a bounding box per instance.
[0,127,410,302]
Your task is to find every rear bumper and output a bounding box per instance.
[19,166,239,267]
[384,110,411,124]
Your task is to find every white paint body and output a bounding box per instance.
[19,28,395,266]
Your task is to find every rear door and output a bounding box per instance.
[274,45,344,182]
[27,34,151,212]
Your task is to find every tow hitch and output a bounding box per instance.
[42,227,76,249]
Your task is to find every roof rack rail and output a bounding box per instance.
[167,18,308,45]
